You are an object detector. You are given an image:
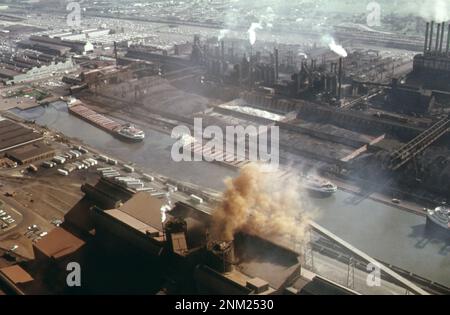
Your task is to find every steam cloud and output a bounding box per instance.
[218,29,230,41]
[210,164,314,243]
[247,7,276,46]
[298,52,308,59]
[418,0,450,22]
[248,22,263,46]
[322,35,348,57]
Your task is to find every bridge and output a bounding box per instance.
[387,115,450,171]
[307,222,430,295]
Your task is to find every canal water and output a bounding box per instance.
[10,102,450,287]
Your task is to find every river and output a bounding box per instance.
[10,102,449,287]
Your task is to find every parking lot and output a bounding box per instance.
[0,201,22,234]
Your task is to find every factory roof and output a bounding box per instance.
[19,37,74,55]
[6,142,55,162]
[0,265,34,284]
[33,227,85,259]
[0,67,20,79]
[118,192,164,231]
[0,120,43,152]
[104,208,161,237]
[233,233,301,290]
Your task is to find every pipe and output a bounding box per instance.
[274,48,279,80]
[338,57,343,100]
[113,41,118,62]
[447,24,450,54]
[249,46,253,86]
[429,21,434,52]
[440,22,445,53]
[435,23,441,52]
[424,22,429,53]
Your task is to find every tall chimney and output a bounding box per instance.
[440,22,445,53]
[249,46,253,86]
[447,24,450,54]
[274,48,279,80]
[113,41,118,66]
[221,40,225,61]
[436,23,441,52]
[338,57,343,100]
[429,21,435,52]
[424,22,430,53]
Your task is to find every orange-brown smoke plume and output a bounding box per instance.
[211,164,314,243]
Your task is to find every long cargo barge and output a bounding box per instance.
[67,99,145,142]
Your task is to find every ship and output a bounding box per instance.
[116,123,145,142]
[301,175,338,197]
[67,99,145,142]
[426,206,450,234]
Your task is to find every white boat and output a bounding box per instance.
[301,175,338,197]
[116,124,145,142]
[426,206,450,234]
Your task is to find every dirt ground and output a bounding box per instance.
[0,167,99,259]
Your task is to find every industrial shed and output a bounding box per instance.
[0,119,43,153]
[6,142,55,165]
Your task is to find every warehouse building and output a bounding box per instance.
[19,35,94,55]
[6,142,55,165]
[2,58,75,85]
[0,119,43,153]
[0,48,77,85]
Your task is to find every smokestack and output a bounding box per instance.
[274,48,279,81]
[228,48,234,61]
[236,64,241,84]
[214,45,220,58]
[208,241,235,273]
[436,23,441,52]
[440,22,445,53]
[447,24,450,54]
[338,57,343,100]
[221,40,225,61]
[113,41,118,64]
[429,21,434,52]
[249,46,253,86]
[424,22,430,53]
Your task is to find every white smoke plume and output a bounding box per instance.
[298,52,308,59]
[246,6,277,46]
[218,29,230,41]
[418,0,450,22]
[322,35,348,58]
[248,22,263,46]
[210,164,315,243]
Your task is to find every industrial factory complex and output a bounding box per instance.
[0,0,448,298]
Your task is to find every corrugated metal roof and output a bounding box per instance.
[118,192,164,231]
[0,120,42,152]
[34,227,85,259]
[0,265,33,284]
[6,142,55,161]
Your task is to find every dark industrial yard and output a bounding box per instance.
[0,0,448,299]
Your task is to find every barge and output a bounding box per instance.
[67,99,145,142]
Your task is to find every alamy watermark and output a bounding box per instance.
[67,1,83,28]
[171,118,280,168]
[367,2,381,27]
[66,262,81,287]
[366,262,382,287]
